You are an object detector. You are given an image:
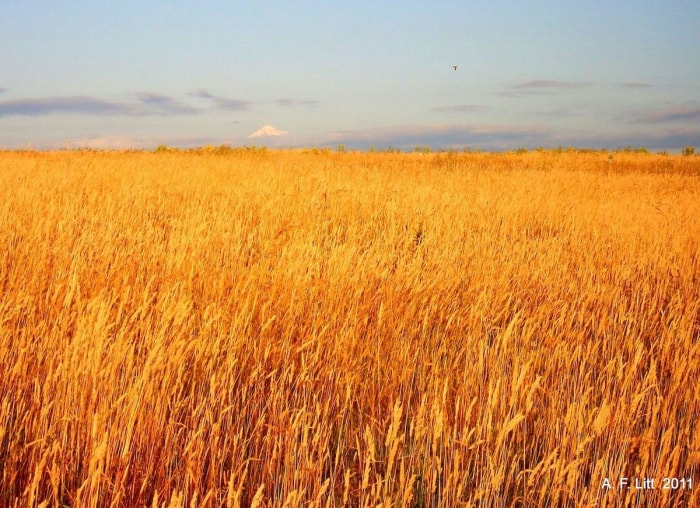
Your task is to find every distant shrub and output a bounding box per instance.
[187,144,268,157]
[251,145,267,156]
[213,144,235,155]
[617,146,649,154]
[682,146,695,156]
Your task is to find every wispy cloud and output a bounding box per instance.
[628,104,700,124]
[0,87,7,95]
[619,82,651,89]
[276,98,319,108]
[0,96,133,117]
[433,104,490,114]
[499,80,591,98]
[0,93,200,117]
[513,80,591,90]
[539,108,580,118]
[321,123,550,150]
[320,122,698,152]
[559,126,700,151]
[133,93,198,115]
[190,90,251,111]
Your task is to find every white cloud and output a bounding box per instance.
[63,135,147,149]
[58,134,227,150]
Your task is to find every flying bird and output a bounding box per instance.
[453,65,458,71]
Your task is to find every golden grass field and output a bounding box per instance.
[1,148,699,507]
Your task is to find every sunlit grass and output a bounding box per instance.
[1,149,699,506]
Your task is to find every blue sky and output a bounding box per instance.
[1,1,699,151]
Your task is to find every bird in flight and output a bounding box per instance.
[453,65,458,71]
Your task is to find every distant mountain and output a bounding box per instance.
[249,125,289,138]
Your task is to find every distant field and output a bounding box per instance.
[1,149,699,507]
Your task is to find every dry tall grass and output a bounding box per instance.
[1,149,698,507]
